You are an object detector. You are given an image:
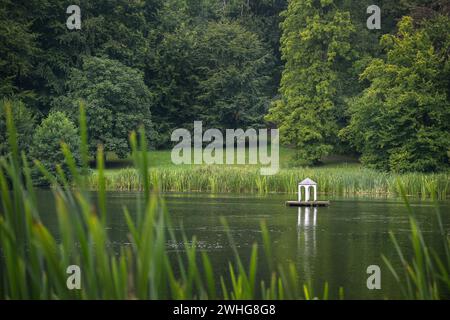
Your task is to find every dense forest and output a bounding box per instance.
[0,0,449,176]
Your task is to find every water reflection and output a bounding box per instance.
[297,206,317,228]
[297,207,317,275]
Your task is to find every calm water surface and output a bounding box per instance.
[37,191,450,299]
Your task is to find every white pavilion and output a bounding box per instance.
[298,178,317,202]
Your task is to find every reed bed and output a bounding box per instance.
[88,166,450,199]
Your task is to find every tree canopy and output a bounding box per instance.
[266,0,356,164]
[150,20,272,145]
[341,16,450,172]
[0,0,449,173]
[53,56,154,157]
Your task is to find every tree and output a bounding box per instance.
[266,0,355,165]
[341,16,450,172]
[194,21,273,130]
[207,0,287,62]
[150,20,272,145]
[0,0,37,98]
[30,111,80,185]
[1,0,282,150]
[53,56,154,158]
[3,0,163,113]
[0,99,35,156]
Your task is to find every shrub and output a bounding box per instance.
[30,111,80,185]
[52,56,154,157]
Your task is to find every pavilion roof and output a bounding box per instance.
[299,178,317,185]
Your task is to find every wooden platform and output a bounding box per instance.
[285,200,330,207]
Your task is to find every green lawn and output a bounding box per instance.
[99,147,360,172]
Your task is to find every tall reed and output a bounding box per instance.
[0,102,331,300]
[383,181,450,299]
[88,166,450,199]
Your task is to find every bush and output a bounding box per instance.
[0,99,35,156]
[52,56,154,157]
[30,111,80,185]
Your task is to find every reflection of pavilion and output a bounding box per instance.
[297,206,317,227]
[297,207,317,277]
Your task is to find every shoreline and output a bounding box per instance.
[82,166,450,199]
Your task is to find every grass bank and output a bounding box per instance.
[88,166,450,199]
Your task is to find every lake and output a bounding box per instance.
[37,191,450,299]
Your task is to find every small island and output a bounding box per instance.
[286,178,330,207]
